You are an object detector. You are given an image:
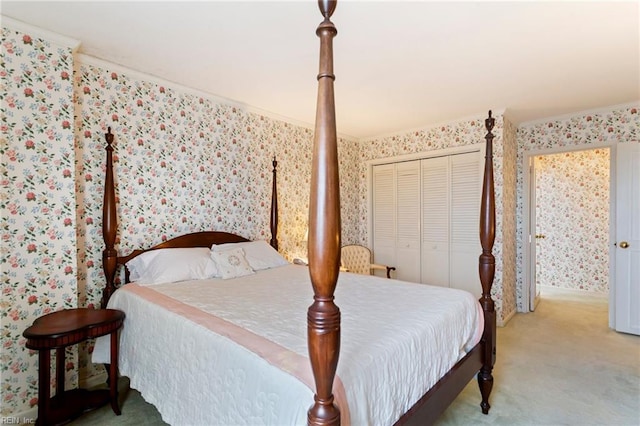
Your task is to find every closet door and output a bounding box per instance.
[421,156,450,287]
[449,151,482,298]
[372,164,396,271]
[395,161,421,282]
[372,150,481,288]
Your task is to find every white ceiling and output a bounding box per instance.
[2,1,639,139]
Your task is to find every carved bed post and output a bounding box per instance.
[270,156,279,250]
[101,128,118,309]
[307,1,341,425]
[478,111,497,414]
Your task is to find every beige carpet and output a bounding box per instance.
[71,287,639,425]
[436,286,639,425]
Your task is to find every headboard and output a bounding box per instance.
[100,128,279,308]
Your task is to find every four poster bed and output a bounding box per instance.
[93,1,496,425]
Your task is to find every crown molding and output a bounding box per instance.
[77,53,357,143]
[360,108,506,141]
[518,101,640,127]
[1,15,81,52]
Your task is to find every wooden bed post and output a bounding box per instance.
[478,111,497,414]
[270,156,279,250]
[307,1,341,425]
[101,128,118,309]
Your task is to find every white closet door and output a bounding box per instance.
[372,149,481,289]
[372,164,396,270]
[395,161,421,282]
[421,156,450,287]
[450,151,482,298]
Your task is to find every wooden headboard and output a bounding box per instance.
[100,130,280,308]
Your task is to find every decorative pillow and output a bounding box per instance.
[211,240,289,271]
[126,247,218,285]
[210,247,254,279]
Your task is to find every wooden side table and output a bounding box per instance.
[23,308,125,426]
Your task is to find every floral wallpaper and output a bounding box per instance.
[534,149,610,293]
[515,106,639,311]
[2,17,638,419]
[74,63,359,287]
[74,64,360,376]
[1,27,79,415]
[2,22,360,416]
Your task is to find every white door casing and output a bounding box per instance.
[527,156,539,311]
[524,143,612,314]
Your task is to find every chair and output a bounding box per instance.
[340,245,396,278]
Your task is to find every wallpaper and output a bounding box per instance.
[534,149,610,293]
[1,28,79,415]
[74,67,361,376]
[2,19,638,418]
[515,106,639,311]
[1,23,360,416]
[74,65,359,288]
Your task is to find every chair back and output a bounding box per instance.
[341,245,372,275]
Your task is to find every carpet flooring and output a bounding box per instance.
[70,286,639,426]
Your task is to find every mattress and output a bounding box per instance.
[93,264,483,425]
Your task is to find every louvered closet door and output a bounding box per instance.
[372,150,481,287]
[449,151,482,298]
[421,156,450,287]
[395,161,421,282]
[372,164,396,272]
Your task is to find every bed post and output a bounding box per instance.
[101,128,118,309]
[478,111,497,414]
[307,1,341,425]
[270,156,279,250]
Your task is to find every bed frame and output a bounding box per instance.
[100,1,496,424]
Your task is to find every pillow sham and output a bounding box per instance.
[126,247,218,285]
[210,247,254,279]
[211,240,289,271]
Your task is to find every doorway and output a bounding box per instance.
[526,147,611,312]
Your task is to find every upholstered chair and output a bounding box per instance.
[340,245,395,278]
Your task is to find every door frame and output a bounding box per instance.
[522,142,616,323]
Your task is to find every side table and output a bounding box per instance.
[23,308,125,426]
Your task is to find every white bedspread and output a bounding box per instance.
[93,264,483,426]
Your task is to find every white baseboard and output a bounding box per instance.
[539,284,608,299]
[79,371,108,389]
[498,307,516,327]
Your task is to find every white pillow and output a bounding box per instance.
[210,247,254,279]
[211,240,289,271]
[126,247,218,285]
